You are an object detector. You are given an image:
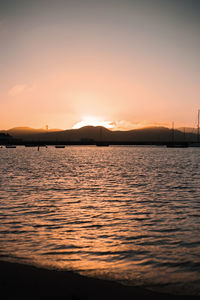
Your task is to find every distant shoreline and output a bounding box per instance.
[0,141,192,146]
[0,260,199,299]
[1,125,199,146]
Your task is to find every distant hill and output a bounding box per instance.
[1,125,198,144]
[7,127,62,138]
[178,127,197,134]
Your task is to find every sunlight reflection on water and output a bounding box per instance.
[0,146,200,295]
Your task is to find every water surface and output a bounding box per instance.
[0,146,200,295]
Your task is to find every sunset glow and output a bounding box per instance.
[73,116,114,129]
[0,0,199,130]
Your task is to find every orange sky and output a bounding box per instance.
[0,0,199,130]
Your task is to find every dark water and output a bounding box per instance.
[0,146,200,295]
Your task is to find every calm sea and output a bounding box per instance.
[0,146,200,295]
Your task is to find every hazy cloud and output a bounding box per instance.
[110,120,169,131]
[8,84,35,96]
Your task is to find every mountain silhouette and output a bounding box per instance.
[7,127,62,138]
[1,126,197,144]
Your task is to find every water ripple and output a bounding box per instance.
[0,146,200,295]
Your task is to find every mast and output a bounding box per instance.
[171,121,175,144]
[183,127,186,142]
[198,109,200,143]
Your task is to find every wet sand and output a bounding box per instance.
[0,260,199,299]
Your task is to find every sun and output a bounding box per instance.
[72,116,114,129]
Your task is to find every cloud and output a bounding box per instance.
[8,84,35,96]
[110,120,169,131]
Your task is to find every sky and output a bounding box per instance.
[0,0,199,130]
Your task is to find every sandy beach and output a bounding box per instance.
[0,260,199,299]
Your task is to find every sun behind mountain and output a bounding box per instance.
[72,116,114,129]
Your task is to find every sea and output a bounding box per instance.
[0,146,200,295]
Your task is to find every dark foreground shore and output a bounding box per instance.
[0,260,199,300]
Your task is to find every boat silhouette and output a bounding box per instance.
[6,145,16,148]
[55,145,65,148]
[189,110,200,147]
[166,122,188,148]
